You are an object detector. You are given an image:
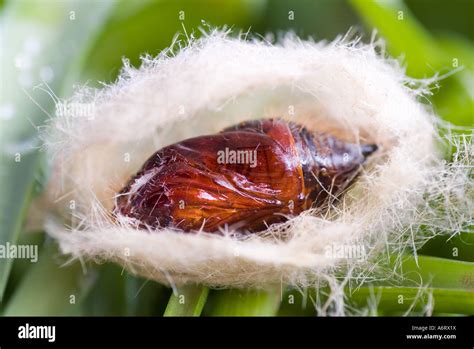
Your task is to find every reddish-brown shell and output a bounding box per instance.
[114,118,377,233]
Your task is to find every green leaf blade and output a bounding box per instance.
[164,285,209,317]
[0,0,116,301]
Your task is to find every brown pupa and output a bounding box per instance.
[114,118,377,233]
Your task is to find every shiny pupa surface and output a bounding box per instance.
[114,118,377,233]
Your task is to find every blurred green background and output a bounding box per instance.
[0,0,473,316]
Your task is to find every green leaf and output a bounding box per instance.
[163,285,209,316]
[437,34,474,71]
[434,34,474,127]
[393,255,474,290]
[81,264,128,316]
[82,266,171,316]
[1,231,45,309]
[348,286,474,315]
[3,242,90,316]
[350,0,447,77]
[80,0,265,84]
[280,286,474,315]
[125,275,170,316]
[259,0,359,40]
[278,288,318,316]
[278,255,474,315]
[349,0,473,127]
[205,288,281,316]
[405,0,474,40]
[418,232,474,262]
[0,0,116,301]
